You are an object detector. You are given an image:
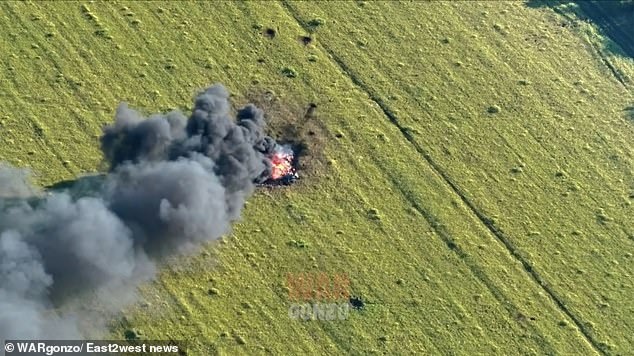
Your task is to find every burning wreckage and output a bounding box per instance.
[261,144,299,186]
[0,84,302,340]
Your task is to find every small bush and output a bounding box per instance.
[281,67,297,78]
[596,210,613,224]
[367,208,381,221]
[235,335,247,345]
[349,296,365,310]
[307,18,325,30]
[264,28,276,38]
[287,239,307,248]
[487,105,501,114]
[94,28,109,37]
[300,36,312,45]
[124,328,142,340]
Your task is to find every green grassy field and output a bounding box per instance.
[0,1,632,355]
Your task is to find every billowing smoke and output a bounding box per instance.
[0,164,39,198]
[0,84,275,340]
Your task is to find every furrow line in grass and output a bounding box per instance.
[327,47,607,355]
[576,1,634,87]
[587,38,628,88]
[5,3,101,176]
[280,2,606,354]
[334,116,557,354]
[364,148,558,354]
[325,122,468,354]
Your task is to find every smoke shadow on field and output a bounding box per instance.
[526,0,634,60]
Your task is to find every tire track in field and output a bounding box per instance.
[281,2,606,354]
[0,4,71,175]
[2,3,100,178]
[331,116,558,353]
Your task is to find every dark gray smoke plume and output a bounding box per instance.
[0,84,275,340]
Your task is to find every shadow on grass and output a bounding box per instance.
[46,174,107,198]
[625,105,634,123]
[526,0,634,59]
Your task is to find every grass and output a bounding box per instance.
[0,1,633,355]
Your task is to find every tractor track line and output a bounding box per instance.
[329,116,550,353]
[281,2,606,354]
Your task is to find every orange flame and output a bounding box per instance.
[270,146,295,180]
